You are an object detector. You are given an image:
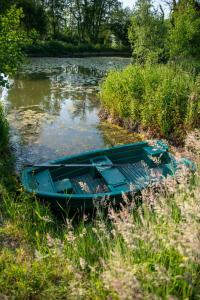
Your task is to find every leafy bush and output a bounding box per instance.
[24,40,130,56]
[0,6,31,75]
[128,0,167,64]
[101,64,200,142]
[167,0,200,60]
[24,40,75,56]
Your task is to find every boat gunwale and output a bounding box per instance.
[49,141,148,165]
[21,141,150,199]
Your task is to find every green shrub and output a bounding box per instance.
[101,64,200,141]
[167,0,200,61]
[24,41,73,56]
[24,40,130,56]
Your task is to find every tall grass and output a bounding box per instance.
[0,133,200,299]
[0,102,9,151]
[100,64,200,143]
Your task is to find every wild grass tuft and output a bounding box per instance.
[100,64,200,143]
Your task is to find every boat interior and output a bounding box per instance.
[30,143,172,195]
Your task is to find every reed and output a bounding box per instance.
[100,64,200,143]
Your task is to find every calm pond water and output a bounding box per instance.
[1,57,138,170]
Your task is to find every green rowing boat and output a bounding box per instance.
[21,141,194,210]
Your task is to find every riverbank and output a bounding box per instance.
[24,41,131,58]
[0,133,200,298]
[100,63,200,145]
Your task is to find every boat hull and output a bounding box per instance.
[21,141,195,210]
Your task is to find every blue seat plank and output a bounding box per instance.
[55,178,73,193]
[90,155,128,191]
[35,169,56,192]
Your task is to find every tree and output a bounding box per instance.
[0,0,13,13]
[164,0,178,12]
[66,0,122,43]
[17,0,48,36]
[128,0,167,64]
[0,0,47,37]
[0,6,30,76]
[43,0,66,38]
[0,6,30,149]
[109,6,132,46]
[168,0,200,60]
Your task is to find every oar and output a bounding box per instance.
[24,162,133,168]
[25,163,116,168]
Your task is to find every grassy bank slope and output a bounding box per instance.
[0,126,200,298]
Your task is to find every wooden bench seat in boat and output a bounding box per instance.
[35,169,56,192]
[90,156,128,192]
[54,178,73,193]
[35,169,72,193]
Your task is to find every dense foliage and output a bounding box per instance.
[24,40,129,57]
[0,0,131,48]
[0,6,29,75]
[101,64,200,142]
[168,0,200,60]
[128,0,200,63]
[0,6,30,150]
[1,0,200,55]
[128,0,166,64]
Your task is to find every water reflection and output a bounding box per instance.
[1,57,131,170]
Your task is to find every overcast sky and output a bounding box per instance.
[121,0,169,12]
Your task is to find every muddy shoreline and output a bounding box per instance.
[99,108,200,161]
[99,108,161,140]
